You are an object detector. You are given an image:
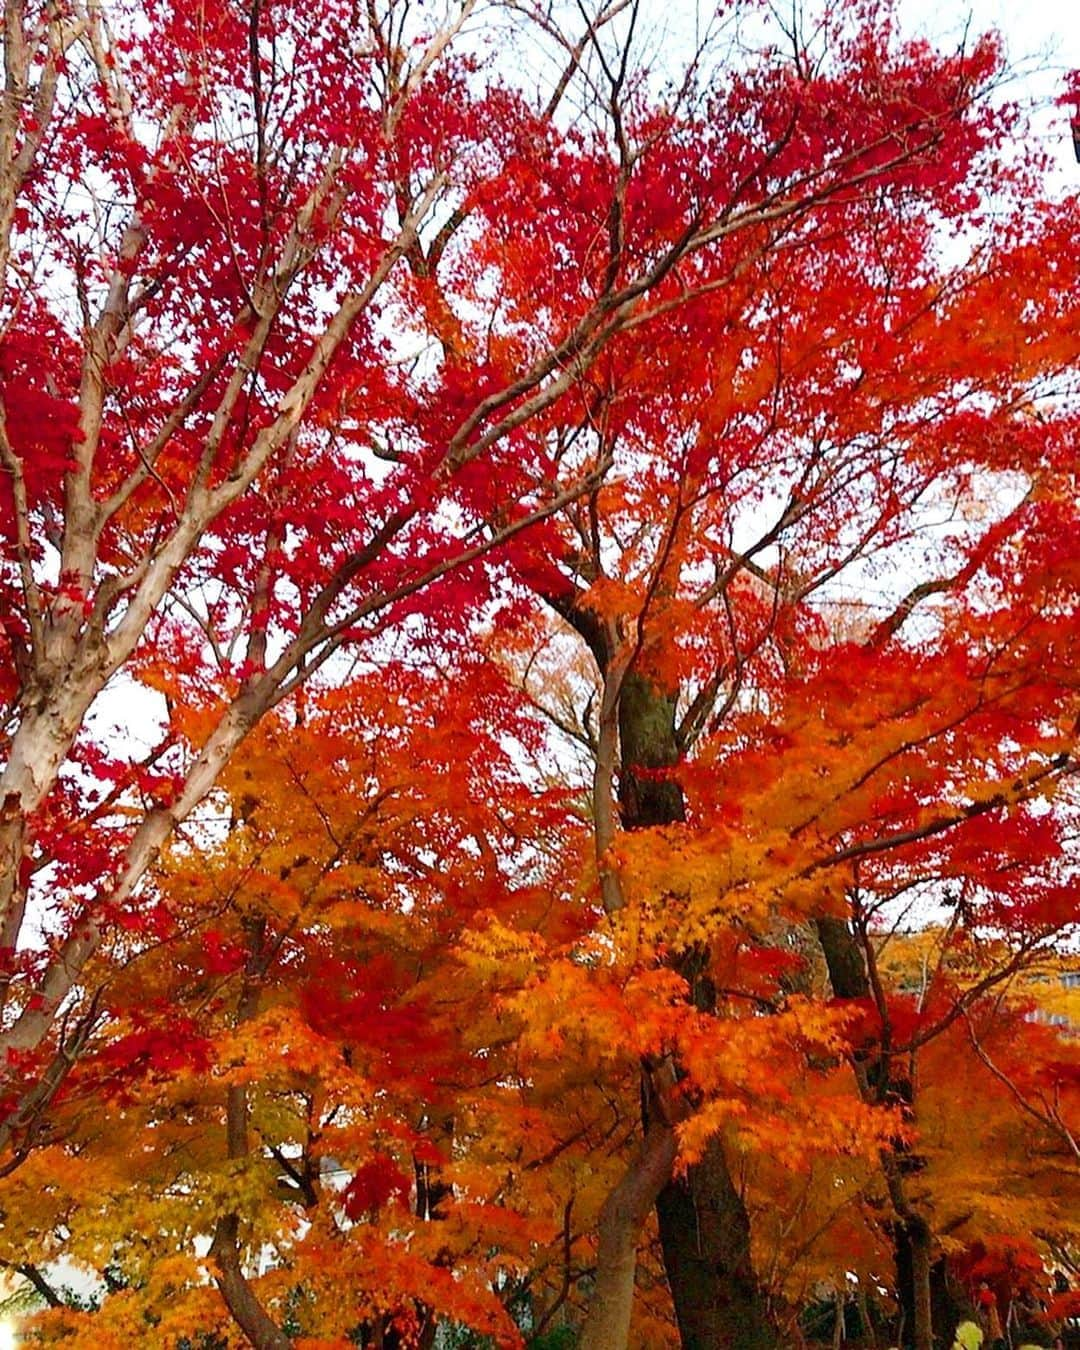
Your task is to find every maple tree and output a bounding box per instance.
[2,0,1080,1348]
[0,663,594,1347]
[480,9,1080,1342]
[0,659,900,1348]
[0,0,871,1086]
[4,609,1076,1348]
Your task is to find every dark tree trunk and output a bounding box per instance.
[907,1217,935,1350]
[619,672,780,1350]
[895,1231,971,1350]
[655,1134,780,1349]
[815,916,870,1002]
[815,917,937,1350]
[617,671,686,829]
[932,1258,976,1348]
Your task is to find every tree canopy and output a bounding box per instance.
[0,0,1078,1347]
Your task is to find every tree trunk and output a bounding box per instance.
[617,672,686,830]
[210,1208,292,1350]
[413,1113,455,1350]
[618,672,779,1349]
[815,917,870,1003]
[933,1257,976,1348]
[579,1120,678,1350]
[858,1284,877,1348]
[655,1133,780,1349]
[907,1218,935,1350]
[210,923,292,1349]
[815,918,936,1350]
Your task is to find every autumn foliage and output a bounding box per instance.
[0,0,1078,1346]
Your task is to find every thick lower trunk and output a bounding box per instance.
[896,1233,969,1350]
[655,1134,780,1349]
[932,1259,975,1347]
[617,673,686,829]
[412,1116,454,1349]
[907,1218,934,1350]
[616,672,777,1350]
[815,917,870,1002]
[580,1120,678,1350]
